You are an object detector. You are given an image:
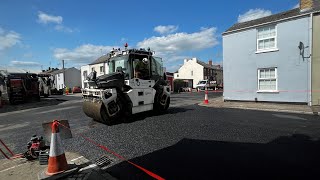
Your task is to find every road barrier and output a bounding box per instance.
[0,139,24,160]
[46,120,69,175]
[204,87,209,104]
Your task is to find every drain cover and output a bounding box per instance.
[39,150,49,165]
[95,155,112,168]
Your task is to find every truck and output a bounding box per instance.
[82,48,171,125]
[0,71,40,104]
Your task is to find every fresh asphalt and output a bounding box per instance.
[1,91,320,179]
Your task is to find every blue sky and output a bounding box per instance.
[0,0,299,72]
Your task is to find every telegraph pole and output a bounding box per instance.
[62,60,65,88]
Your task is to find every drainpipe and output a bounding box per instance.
[309,13,313,106]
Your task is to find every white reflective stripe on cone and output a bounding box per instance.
[49,133,65,157]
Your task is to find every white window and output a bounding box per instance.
[257,25,277,51]
[100,66,104,74]
[83,70,87,78]
[258,68,277,91]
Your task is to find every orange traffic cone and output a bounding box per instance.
[46,120,69,175]
[204,87,209,104]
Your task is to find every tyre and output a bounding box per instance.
[154,89,170,113]
[100,94,124,125]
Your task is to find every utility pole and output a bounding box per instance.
[62,60,65,88]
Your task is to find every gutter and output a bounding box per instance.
[223,10,320,36]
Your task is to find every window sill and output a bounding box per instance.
[255,48,279,54]
[257,90,279,93]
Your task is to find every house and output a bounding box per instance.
[51,67,81,90]
[80,54,110,88]
[174,58,223,88]
[166,72,174,92]
[223,0,320,105]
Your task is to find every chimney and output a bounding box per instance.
[300,0,319,12]
[208,60,212,66]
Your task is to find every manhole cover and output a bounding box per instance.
[95,155,112,168]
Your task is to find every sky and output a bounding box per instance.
[0,0,299,72]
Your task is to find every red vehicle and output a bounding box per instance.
[0,72,40,104]
[72,86,82,93]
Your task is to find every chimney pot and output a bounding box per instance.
[209,60,212,66]
[300,0,318,12]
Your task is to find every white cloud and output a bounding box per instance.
[38,11,62,24]
[10,61,41,66]
[37,11,76,33]
[23,53,33,58]
[166,63,182,73]
[154,25,178,35]
[0,28,21,51]
[138,27,219,72]
[138,27,218,54]
[293,3,299,9]
[54,25,74,33]
[53,44,115,63]
[238,9,272,23]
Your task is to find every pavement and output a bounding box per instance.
[0,152,116,180]
[200,95,315,115]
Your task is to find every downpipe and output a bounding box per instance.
[309,13,313,106]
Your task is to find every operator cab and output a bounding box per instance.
[107,49,164,81]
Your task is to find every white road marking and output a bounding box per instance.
[0,107,43,117]
[70,156,84,162]
[0,163,27,173]
[0,122,30,132]
[272,114,307,120]
[79,164,97,171]
[58,100,83,106]
[0,100,82,117]
[35,106,79,114]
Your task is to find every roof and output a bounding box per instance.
[196,60,222,70]
[51,67,79,75]
[89,55,110,65]
[39,68,59,75]
[0,68,40,74]
[224,7,320,35]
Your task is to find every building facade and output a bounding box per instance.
[52,67,81,90]
[174,58,223,88]
[80,55,110,88]
[223,0,319,104]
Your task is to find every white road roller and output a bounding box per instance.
[82,48,171,125]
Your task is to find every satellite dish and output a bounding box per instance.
[298,41,304,51]
[298,41,311,60]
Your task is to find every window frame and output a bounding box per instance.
[256,25,278,53]
[257,67,278,93]
[100,66,104,74]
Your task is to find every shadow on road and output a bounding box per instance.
[0,98,68,114]
[105,134,320,179]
